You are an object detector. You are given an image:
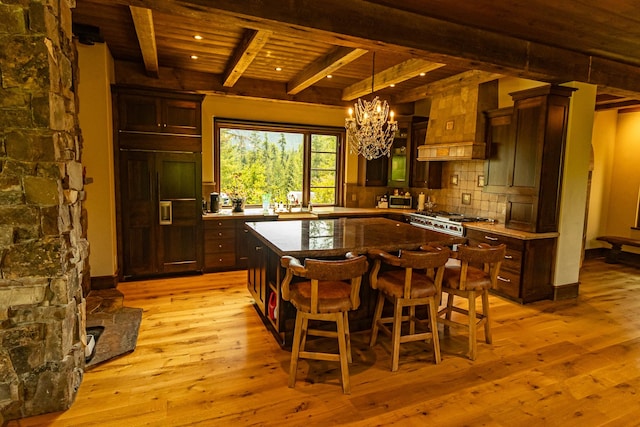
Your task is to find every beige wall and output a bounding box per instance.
[77,43,117,277]
[586,110,617,248]
[554,82,596,286]
[587,109,640,254]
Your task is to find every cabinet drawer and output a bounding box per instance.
[205,252,236,268]
[466,229,524,251]
[205,225,236,240]
[204,220,235,230]
[494,269,520,299]
[501,248,523,274]
[205,239,236,254]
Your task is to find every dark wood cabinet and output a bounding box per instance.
[387,120,410,186]
[114,87,204,279]
[203,220,237,270]
[484,85,575,233]
[359,156,388,187]
[505,85,575,233]
[119,150,203,278]
[203,216,275,272]
[409,120,442,189]
[118,91,201,135]
[246,231,267,314]
[466,228,555,303]
[484,107,513,191]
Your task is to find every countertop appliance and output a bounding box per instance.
[409,211,491,236]
[389,195,412,209]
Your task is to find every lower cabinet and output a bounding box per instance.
[203,216,275,272]
[203,220,237,270]
[466,228,555,303]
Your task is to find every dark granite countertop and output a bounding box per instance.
[245,217,465,257]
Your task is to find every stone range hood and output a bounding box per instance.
[418,80,498,161]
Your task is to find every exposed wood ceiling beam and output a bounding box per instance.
[392,70,503,104]
[287,47,367,95]
[129,6,159,78]
[595,97,640,111]
[342,59,445,101]
[139,0,640,95]
[223,29,272,87]
[114,60,349,107]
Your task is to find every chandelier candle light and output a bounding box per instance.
[346,98,398,160]
[345,53,398,160]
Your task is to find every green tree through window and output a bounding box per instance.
[216,121,343,207]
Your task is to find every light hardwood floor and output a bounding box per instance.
[9,258,640,426]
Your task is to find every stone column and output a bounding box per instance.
[0,0,88,422]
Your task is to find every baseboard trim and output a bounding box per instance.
[553,282,579,300]
[91,275,119,290]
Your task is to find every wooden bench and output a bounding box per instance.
[596,236,640,263]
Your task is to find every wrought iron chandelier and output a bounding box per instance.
[345,53,398,160]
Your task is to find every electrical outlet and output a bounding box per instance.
[351,194,357,201]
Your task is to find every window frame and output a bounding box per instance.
[213,118,345,207]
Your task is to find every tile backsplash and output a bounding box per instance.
[346,160,507,223]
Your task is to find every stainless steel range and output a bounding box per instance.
[409,211,491,237]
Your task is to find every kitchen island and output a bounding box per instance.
[245,217,465,346]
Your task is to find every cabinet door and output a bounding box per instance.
[410,120,442,189]
[120,151,158,277]
[363,156,388,186]
[162,99,201,135]
[246,232,267,313]
[388,123,409,186]
[156,152,203,274]
[118,94,162,133]
[484,107,514,192]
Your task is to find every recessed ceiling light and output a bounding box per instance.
[389,84,395,88]
[275,67,282,71]
[190,55,198,60]
[419,72,426,77]
[194,35,203,40]
[326,74,333,79]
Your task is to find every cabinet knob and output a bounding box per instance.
[255,246,262,251]
[218,222,223,226]
[218,232,223,237]
[218,244,223,248]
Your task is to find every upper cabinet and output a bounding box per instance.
[485,85,576,233]
[113,87,204,152]
[410,119,441,189]
[387,118,410,186]
[484,107,514,191]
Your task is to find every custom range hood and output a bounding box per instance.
[418,79,498,161]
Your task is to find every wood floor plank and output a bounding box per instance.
[8,258,640,426]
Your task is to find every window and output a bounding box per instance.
[214,120,344,207]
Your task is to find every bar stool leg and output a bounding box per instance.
[482,290,492,344]
[289,312,304,388]
[336,313,351,394]
[428,297,441,364]
[391,298,403,372]
[468,291,477,361]
[370,292,385,347]
[344,311,353,363]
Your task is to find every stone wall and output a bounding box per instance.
[0,0,88,422]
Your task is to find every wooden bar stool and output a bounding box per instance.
[280,253,368,394]
[438,243,506,360]
[368,245,450,371]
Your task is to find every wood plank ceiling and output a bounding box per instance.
[72,0,640,111]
